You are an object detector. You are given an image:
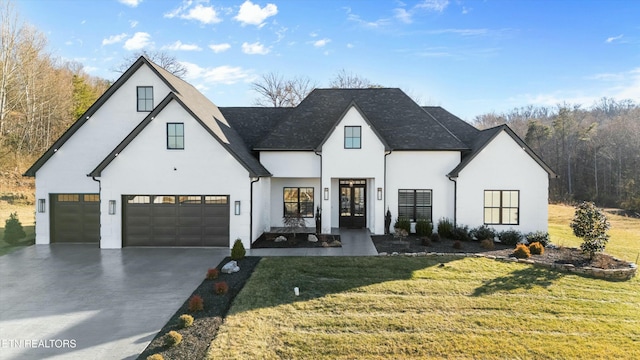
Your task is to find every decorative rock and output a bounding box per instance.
[221,260,240,274]
[308,234,319,242]
[275,235,287,242]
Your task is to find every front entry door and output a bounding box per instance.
[339,179,366,228]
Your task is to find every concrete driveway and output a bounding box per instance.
[0,244,229,360]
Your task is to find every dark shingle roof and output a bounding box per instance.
[220,107,292,149]
[251,88,469,151]
[422,106,480,145]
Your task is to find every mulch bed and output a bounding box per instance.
[371,234,631,270]
[251,232,342,248]
[137,256,261,360]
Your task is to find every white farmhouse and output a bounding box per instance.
[25,57,556,249]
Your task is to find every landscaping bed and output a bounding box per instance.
[251,232,341,248]
[137,256,261,360]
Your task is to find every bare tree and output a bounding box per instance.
[114,50,187,78]
[251,72,316,107]
[329,69,381,89]
[0,0,21,138]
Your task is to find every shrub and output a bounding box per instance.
[231,238,246,260]
[480,239,495,250]
[206,268,219,280]
[437,218,454,239]
[529,241,544,255]
[470,225,495,241]
[499,229,522,246]
[452,240,462,249]
[214,281,229,295]
[526,231,550,247]
[393,227,408,240]
[421,237,432,246]
[178,314,194,328]
[3,212,26,245]
[570,201,610,259]
[188,294,204,312]
[451,225,471,241]
[430,232,441,242]
[415,219,433,237]
[282,212,307,237]
[147,354,164,360]
[513,243,531,258]
[164,331,182,347]
[394,217,411,234]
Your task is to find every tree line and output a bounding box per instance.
[473,99,640,212]
[0,0,109,177]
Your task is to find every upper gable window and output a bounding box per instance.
[137,86,153,112]
[344,126,361,149]
[167,123,184,150]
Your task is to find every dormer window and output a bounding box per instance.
[137,86,153,112]
[344,126,361,149]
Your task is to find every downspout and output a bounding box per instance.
[314,150,322,232]
[249,176,260,248]
[384,150,392,214]
[447,175,457,228]
[91,176,102,244]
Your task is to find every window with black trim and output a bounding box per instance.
[283,187,314,217]
[398,189,432,222]
[484,190,519,225]
[167,123,184,149]
[137,86,153,112]
[344,126,361,149]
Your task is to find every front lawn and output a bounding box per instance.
[207,256,640,359]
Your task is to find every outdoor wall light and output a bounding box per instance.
[324,188,329,200]
[377,187,383,200]
[37,199,46,213]
[108,200,116,215]
[235,201,241,215]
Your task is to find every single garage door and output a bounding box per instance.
[50,194,100,243]
[123,195,230,247]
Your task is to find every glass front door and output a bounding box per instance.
[339,180,366,228]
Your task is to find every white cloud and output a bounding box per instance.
[181,61,253,85]
[242,41,270,55]
[313,38,331,47]
[605,34,623,43]
[347,43,354,48]
[124,32,152,50]
[415,0,449,12]
[129,20,138,28]
[83,66,99,74]
[102,33,127,46]
[344,7,391,28]
[209,43,231,53]
[162,40,202,51]
[234,0,278,27]
[118,0,142,7]
[165,2,222,25]
[394,8,413,24]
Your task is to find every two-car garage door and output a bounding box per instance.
[123,195,230,247]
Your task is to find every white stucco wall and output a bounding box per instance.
[385,151,460,231]
[268,177,320,228]
[99,100,252,249]
[260,151,320,177]
[320,106,386,234]
[456,131,550,234]
[251,177,271,244]
[33,64,172,244]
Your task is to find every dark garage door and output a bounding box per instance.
[123,195,230,247]
[51,194,100,243]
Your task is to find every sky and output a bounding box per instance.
[16,0,640,120]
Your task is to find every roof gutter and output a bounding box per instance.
[447,175,457,228]
[249,176,260,248]
[315,150,322,233]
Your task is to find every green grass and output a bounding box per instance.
[549,204,640,263]
[0,202,35,256]
[208,256,640,359]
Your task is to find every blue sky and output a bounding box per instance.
[17,0,640,120]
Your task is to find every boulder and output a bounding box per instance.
[308,234,319,242]
[221,260,240,274]
[275,235,287,242]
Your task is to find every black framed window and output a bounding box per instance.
[137,86,153,112]
[344,126,361,149]
[484,190,519,225]
[167,123,184,149]
[398,189,432,222]
[283,187,314,217]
